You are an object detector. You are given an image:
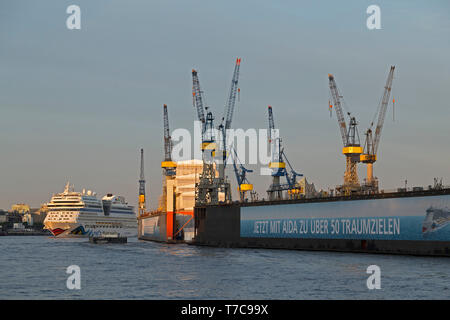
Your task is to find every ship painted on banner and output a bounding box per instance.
[422,206,450,234]
[44,182,137,237]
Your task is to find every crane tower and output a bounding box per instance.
[192,69,231,205]
[266,106,303,200]
[361,66,395,193]
[138,148,146,217]
[161,104,177,176]
[328,74,363,195]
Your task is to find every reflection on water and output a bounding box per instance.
[1,236,449,299]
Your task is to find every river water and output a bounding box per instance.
[1,236,449,299]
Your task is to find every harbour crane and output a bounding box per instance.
[218,58,241,180]
[267,105,285,200]
[266,106,303,200]
[231,147,255,202]
[361,66,395,193]
[328,74,363,195]
[158,104,178,213]
[138,148,146,217]
[192,69,231,205]
[192,69,215,160]
[222,58,241,132]
[161,104,177,176]
[282,149,303,199]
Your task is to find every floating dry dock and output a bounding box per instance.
[192,188,450,256]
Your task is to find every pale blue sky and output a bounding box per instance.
[1,0,449,209]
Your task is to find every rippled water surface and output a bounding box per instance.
[1,236,449,299]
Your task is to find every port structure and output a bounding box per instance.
[328,74,363,195]
[160,104,178,213]
[192,65,236,205]
[161,104,177,176]
[230,147,256,202]
[361,66,395,194]
[218,58,241,182]
[266,106,303,200]
[138,148,146,217]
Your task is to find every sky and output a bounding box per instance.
[1,0,449,210]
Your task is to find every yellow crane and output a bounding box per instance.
[138,148,146,217]
[161,104,177,176]
[328,74,363,195]
[361,66,395,193]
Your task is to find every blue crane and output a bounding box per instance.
[231,147,255,202]
[266,106,303,200]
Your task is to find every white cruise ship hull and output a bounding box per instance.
[45,216,137,237]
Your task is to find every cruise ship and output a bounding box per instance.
[44,182,137,237]
[422,206,450,234]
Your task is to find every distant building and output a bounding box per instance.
[22,213,34,226]
[158,159,204,213]
[297,177,317,198]
[6,212,22,224]
[30,204,48,225]
[13,223,25,230]
[11,203,30,214]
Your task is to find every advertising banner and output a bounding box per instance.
[241,195,450,241]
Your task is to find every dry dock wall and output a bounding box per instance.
[193,191,450,256]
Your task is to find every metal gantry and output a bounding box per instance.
[266,106,303,200]
[328,74,363,195]
[192,66,233,206]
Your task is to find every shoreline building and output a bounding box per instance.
[139,159,206,242]
[11,203,30,215]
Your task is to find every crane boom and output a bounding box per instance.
[163,104,172,161]
[282,149,303,189]
[192,69,206,134]
[219,58,242,176]
[223,58,241,130]
[373,66,395,154]
[328,74,348,146]
[268,106,282,166]
[268,105,275,142]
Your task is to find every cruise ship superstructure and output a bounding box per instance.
[44,182,137,237]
